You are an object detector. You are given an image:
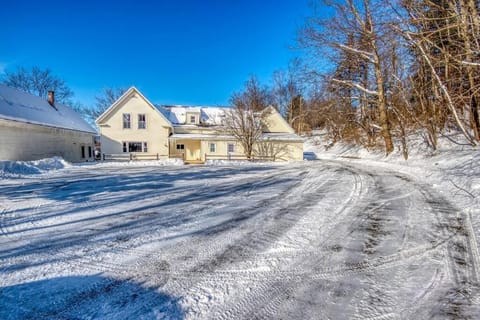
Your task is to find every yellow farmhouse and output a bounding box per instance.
[96,87,304,162]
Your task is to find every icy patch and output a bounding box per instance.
[0,157,71,177]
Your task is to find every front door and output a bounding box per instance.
[185,140,201,161]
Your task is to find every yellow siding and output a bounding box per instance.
[202,140,244,160]
[262,107,295,133]
[170,137,303,162]
[98,92,171,156]
[185,112,200,125]
[253,140,303,161]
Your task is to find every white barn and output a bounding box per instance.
[0,84,96,162]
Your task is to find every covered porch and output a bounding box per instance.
[169,135,205,164]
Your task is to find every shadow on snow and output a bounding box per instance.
[0,275,184,320]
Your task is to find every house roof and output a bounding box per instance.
[169,133,236,140]
[261,133,304,142]
[0,84,96,134]
[157,105,228,126]
[169,132,303,142]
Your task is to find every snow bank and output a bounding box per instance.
[83,158,185,168]
[205,159,291,166]
[0,157,71,177]
[305,131,475,163]
[206,159,263,166]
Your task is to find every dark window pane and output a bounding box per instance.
[123,114,131,129]
[128,142,143,152]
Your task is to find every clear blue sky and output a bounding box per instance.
[0,0,312,107]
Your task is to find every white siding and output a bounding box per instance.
[0,119,95,162]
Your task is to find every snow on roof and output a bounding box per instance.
[156,105,228,125]
[170,133,235,140]
[169,133,303,142]
[0,85,96,134]
[261,133,305,142]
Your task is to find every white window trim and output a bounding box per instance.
[138,114,146,129]
[209,143,216,153]
[123,113,131,129]
[123,141,144,153]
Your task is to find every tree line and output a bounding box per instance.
[229,0,480,159]
[210,0,480,159]
[297,0,480,158]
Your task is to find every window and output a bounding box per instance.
[128,142,143,152]
[123,113,131,129]
[123,142,145,152]
[190,115,196,124]
[88,146,92,158]
[138,114,146,129]
[209,143,216,153]
[227,143,235,153]
[81,146,85,158]
[176,144,185,150]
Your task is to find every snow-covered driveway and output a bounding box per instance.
[1,161,479,319]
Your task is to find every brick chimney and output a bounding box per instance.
[47,90,55,106]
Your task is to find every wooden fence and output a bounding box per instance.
[101,153,274,162]
[101,153,170,161]
[204,154,275,162]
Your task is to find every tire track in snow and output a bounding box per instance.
[190,167,333,274]
[128,242,443,283]
[338,165,480,319]
[4,162,480,319]
[201,165,367,319]
[415,185,480,318]
[45,167,312,285]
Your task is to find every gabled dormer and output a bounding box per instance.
[185,109,201,125]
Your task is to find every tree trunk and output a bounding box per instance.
[458,0,480,140]
[370,21,394,154]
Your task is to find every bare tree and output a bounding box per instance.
[2,66,74,104]
[300,0,395,155]
[77,87,127,126]
[397,0,479,145]
[94,87,127,115]
[272,59,308,132]
[224,76,273,160]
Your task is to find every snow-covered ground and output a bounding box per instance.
[1,136,479,319]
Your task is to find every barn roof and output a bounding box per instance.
[0,84,96,134]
